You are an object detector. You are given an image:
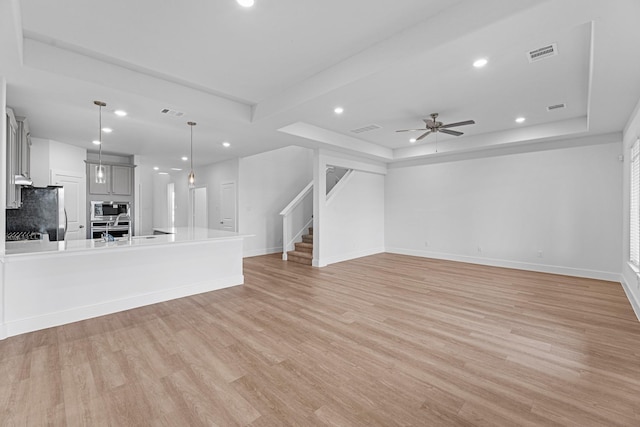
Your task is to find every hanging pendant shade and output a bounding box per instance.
[96,164,106,184]
[94,100,107,184]
[187,121,196,189]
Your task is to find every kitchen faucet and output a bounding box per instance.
[113,213,127,227]
[103,213,132,242]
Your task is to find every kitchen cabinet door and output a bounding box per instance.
[111,165,132,196]
[88,163,111,195]
[6,109,20,208]
[17,118,31,179]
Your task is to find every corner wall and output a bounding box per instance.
[239,146,313,257]
[621,98,640,319]
[313,150,387,267]
[321,170,385,265]
[385,138,623,281]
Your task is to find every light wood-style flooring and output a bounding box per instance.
[1,253,640,426]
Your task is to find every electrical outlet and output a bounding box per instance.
[537,250,543,258]
[424,241,429,247]
[477,246,482,253]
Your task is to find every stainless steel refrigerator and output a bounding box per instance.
[6,186,66,241]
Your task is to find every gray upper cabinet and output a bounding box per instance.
[111,165,132,196]
[87,163,133,197]
[16,117,31,180]
[6,111,33,209]
[6,108,20,208]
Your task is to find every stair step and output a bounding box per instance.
[294,242,313,253]
[287,250,312,259]
[302,234,313,244]
[287,251,312,265]
[308,226,313,235]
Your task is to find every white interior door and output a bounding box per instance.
[194,187,208,228]
[51,170,85,240]
[220,182,236,232]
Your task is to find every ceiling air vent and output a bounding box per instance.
[350,124,382,134]
[527,43,558,63]
[546,103,566,112]
[160,108,185,117]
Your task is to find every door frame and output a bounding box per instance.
[220,181,237,232]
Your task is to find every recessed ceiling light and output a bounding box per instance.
[171,168,182,171]
[237,0,254,7]
[515,117,526,123]
[114,110,127,117]
[222,141,231,148]
[334,107,344,114]
[158,172,169,175]
[409,138,417,143]
[92,140,101,145]
[153,166,159,170]
[101,127,112,133]
[473,58,488,68]
[181,156,188,161]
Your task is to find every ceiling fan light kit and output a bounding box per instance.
[396,113,476,142]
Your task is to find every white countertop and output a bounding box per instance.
[5,227,247,256]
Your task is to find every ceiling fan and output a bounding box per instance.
[396,113,475,141]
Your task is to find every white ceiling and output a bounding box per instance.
[1,0,640,172]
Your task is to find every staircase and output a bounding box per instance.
[286,227,313,265]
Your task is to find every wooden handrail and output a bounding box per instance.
[279,181,313,216]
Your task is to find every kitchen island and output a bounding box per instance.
[0,227,247,339]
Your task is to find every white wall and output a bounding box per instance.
[1,77,6,259]
[386,139,623,280]
[150,159,240,232]
[30,137,50,186]
[133,156,156,236]
[321,170,385,265]
[239,146,313,257]
[621,98,640,319]
[31,138,86,186]
[49,140,86,176]
[152,170,190,228]
[152,173,171,229]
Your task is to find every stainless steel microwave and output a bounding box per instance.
[91,201,130,221]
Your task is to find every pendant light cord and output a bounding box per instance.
[94,100,106,169]
[98,103,103,166]
[187,121,196,188]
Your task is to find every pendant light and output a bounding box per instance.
[187,121,196,189]
[94,100,107,184]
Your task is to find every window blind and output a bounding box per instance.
[630,139,640,266]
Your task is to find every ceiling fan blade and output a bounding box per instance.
[423,120,437,127]
[416,131,432,141]
[440,120,475,129]
[396,129,427,133]
[439,129,463,136]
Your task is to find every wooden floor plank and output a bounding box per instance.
[1,253,640,425]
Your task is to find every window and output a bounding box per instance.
[630,139,640,266]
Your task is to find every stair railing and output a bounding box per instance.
[280,181,313,260]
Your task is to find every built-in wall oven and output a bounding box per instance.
[90,201,131,239]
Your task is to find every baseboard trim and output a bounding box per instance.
[3,275,243,339]
[320,247,386,266]
[243,247,282,258]
[385,247,621,282]
[620,274,640,322]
